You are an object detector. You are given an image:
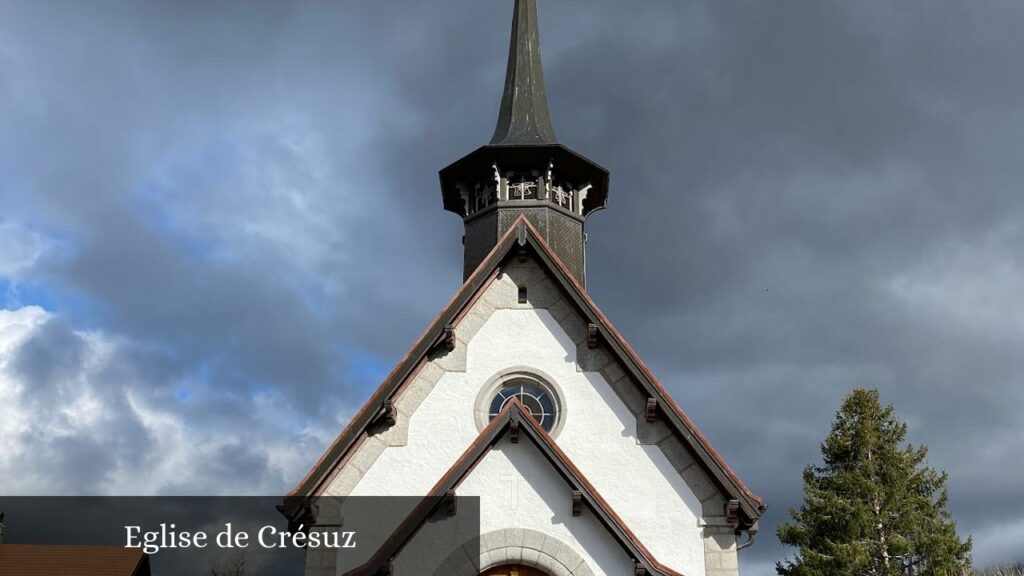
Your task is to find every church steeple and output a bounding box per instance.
[491,0,557,146]
[440,0,610,287]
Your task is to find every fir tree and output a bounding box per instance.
[777,389,971,576]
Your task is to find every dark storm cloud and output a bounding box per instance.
[1,0,1022,571]
[7,315,156,491]
[536,1,1024,570]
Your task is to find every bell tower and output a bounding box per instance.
[439,0,609,287]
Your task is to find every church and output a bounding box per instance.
[283,2,764,575]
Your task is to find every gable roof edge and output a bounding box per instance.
[343,399,685,576]
[286,227,522,503]
[518,218,765,520]
[286,215,764,525]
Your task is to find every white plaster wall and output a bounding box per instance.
[397,438,633,576]
[347,276,706,575]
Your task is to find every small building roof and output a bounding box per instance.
[0,544,150,576]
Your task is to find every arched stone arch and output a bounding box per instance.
[434,528,595,576]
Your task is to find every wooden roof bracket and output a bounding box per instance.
[444,490,457,517]
[725,499,740,525]
[431,324,457,354]
[645,398,658,423]
[509,410,521,443]
[587,323,599,349]
[372,400,397,429]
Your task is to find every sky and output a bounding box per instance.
[1,0,1022,573]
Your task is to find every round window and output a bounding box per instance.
[488,378,559,432]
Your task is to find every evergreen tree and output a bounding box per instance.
[777,389,971,576]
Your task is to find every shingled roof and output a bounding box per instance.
[286,215,764,526]
[490,0,557,146]
[0,545,150,576]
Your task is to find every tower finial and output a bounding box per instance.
[490,0,557,145]
[441,0,608,285]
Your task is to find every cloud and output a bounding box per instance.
[1,0,1023,569]
[0,305,339,495]
[0,221,44,279]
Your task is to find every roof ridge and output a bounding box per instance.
[285,214,763,524]
[344,399,685,576]
[285,221,528,499]
[521,217,765,509]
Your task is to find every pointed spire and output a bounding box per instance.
[490,0,558,145]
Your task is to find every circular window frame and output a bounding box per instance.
[474,367,566,438]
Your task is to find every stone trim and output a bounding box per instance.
[342,402,679,576]
[325,260,559,497]
[327,255,732,531]
[473,366,567,438]
[290,217,763,527]
[319,257,752,575]
[702,525,739,576]
[436,528,595,576]
[323,359,447,496]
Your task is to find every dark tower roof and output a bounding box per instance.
[440,0,610,286]
[490,0,558,146]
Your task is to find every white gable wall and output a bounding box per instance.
[330,259,726,575]
[397,438,634,576]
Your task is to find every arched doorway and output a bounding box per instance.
[437,528,593,576]
[481,566,549,576]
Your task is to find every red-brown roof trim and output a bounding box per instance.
[285,215,763,524]
[343,399,685,576]
[0,545,150,576]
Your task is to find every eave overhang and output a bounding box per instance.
[284,215,764,527]
[343,399,685,576]
[439,144,610,217]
